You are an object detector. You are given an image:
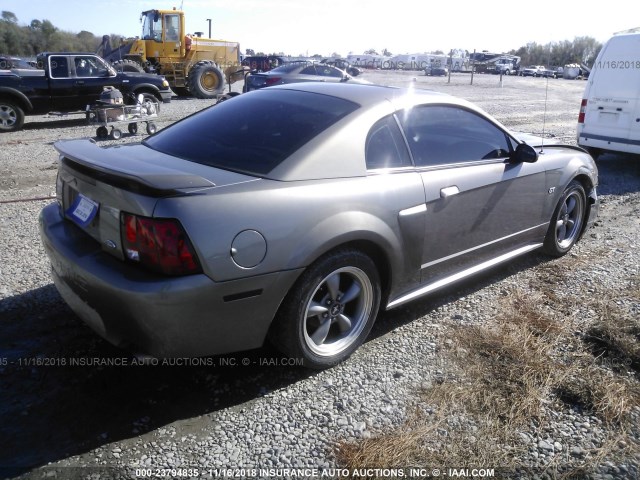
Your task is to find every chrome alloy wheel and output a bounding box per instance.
[303,266,374,357]
[555,189,585,250]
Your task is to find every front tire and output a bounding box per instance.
[269,249,381,369]
[543,180,586,257]
[129,92,160,114]
[188,63,225,99]
[96,126,109,138]
[0,100,25,132]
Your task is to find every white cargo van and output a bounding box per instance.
[577,32,640,158]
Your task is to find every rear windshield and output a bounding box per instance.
[144,89,358,175]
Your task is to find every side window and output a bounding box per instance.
[50,57,69,78]
[299,65,317,75]
[74,57,94,77]
[92,57,113,77]
[317,66,343,78]
[398,105,512,167]
[365,116,412,170]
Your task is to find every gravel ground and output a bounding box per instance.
[0,71,639,480]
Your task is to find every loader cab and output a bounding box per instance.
[141,9,185,59]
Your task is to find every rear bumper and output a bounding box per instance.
[578,131,640,156]
[39,203,302,358]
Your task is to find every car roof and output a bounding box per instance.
[267,82,459,110]
[252,83,494,181]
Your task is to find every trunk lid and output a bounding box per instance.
[54,138,258,261]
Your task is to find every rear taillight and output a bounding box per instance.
[578,98,587,124]
[265,76,282,86]
[121,213,201,276]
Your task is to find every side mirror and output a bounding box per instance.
[512,143,538,163]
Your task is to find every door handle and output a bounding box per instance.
[75,80,85,85]
[440,186,460,198]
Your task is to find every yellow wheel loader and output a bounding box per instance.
[98,8,241,99]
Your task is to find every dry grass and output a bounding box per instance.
[335,256,640,475]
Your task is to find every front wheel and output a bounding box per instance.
[269,249,381,369]
[131,92,160,114]
[96,126,109,138]
[188,63,225,99]
[542,180,586,257]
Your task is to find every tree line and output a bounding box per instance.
[364,36,602,68]
[510,37,602,67]
[1,11,100,56]
[2,10,603,67]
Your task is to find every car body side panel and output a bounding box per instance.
[153,173,427,298]
[419,159,548,282]
[536,147,600,229]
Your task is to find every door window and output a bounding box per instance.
[398,105,513,167]
[165,14,180,41]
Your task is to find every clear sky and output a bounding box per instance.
[2,0,636,56]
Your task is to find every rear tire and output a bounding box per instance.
[542,180,586,257]
[0,100,25,132]
[269,249,381,369]
[112,59,145,73]
[188,63,225,99]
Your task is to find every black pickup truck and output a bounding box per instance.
[0,52,173,132]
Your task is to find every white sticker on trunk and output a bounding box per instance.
[67,193,99,227]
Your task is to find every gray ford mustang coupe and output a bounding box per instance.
[39,82,599,369]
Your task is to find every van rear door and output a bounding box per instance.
[578,34,640,155]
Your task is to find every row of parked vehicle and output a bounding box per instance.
[0,52,369,131]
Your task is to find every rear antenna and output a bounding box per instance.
[538,75,550,154]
